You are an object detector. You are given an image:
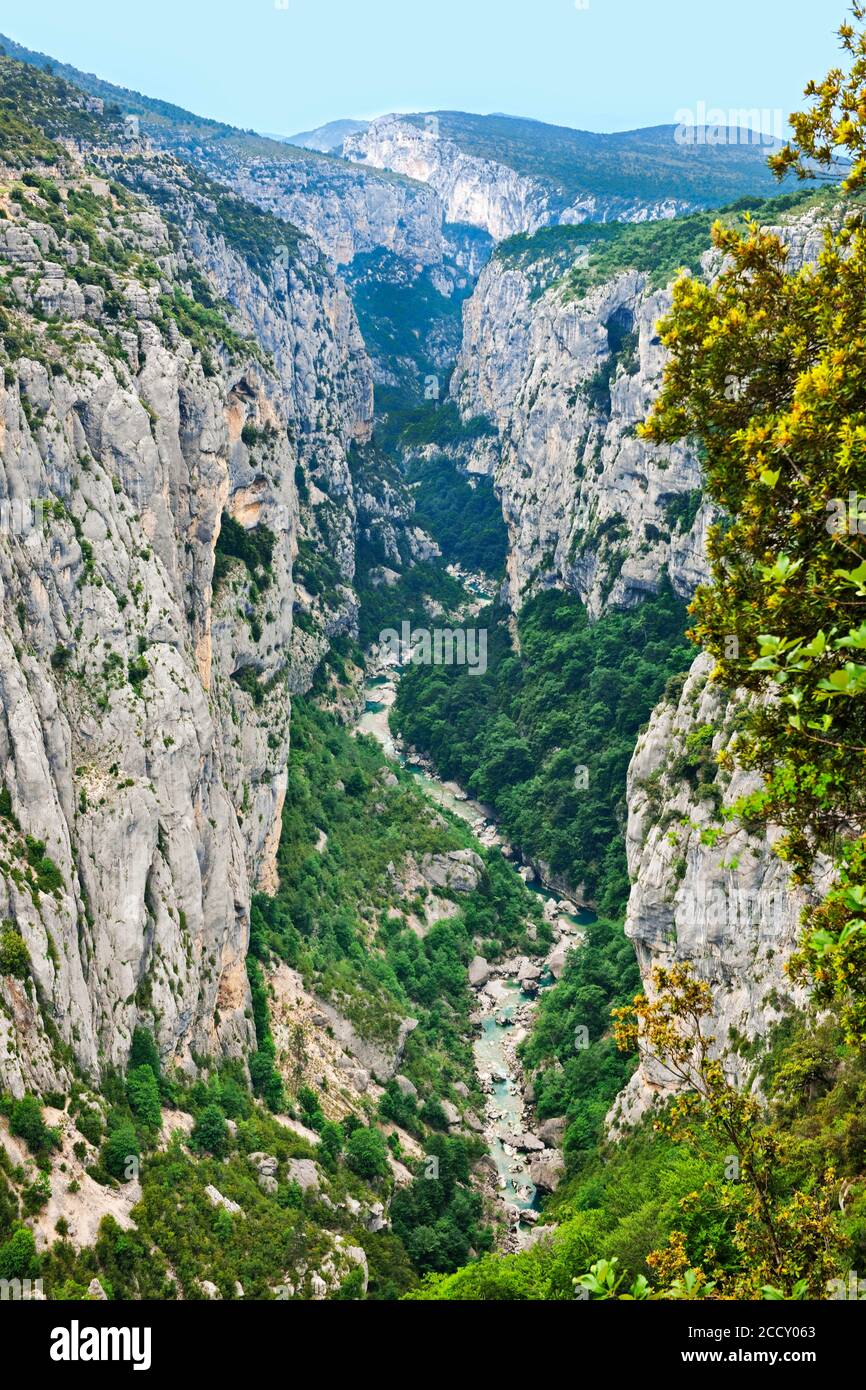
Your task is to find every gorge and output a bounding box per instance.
[0,9,864,1316]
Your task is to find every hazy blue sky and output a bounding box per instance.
[0,0,850,137]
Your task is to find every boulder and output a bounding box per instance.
[394,1074,418,1100]
[529,1151,566,1193]
[286,1158,321,1193]
[468,956,490,988]
[337,1239,370,1295]
[511,1132,545,1153]
[538,1116,567,1148]
[248,1151,278,1179]
[421,848,484,894]
[204,1185,243,1216]
[364,1201,388,1234]
[546,943,569,979]
[518,960,542,984]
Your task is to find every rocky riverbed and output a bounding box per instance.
[355,636,589,1249]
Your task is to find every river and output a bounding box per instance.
[356,644,592,1240]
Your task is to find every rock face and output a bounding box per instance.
[600,202,840,1129]
[421,849,484,894]
[190,142,448,269]
[345,116,694,242]
[609,654,822,1130]
[450,255,710,615]
[0,1110,139,1252]
[205,1186,243,1216]
[447,199,838,620]
[309,996,418,1082]
[0,131,371,1094]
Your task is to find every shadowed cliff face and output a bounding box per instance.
[449,255,710,617]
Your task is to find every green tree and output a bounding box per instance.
[640,5,866,1043]
[191,1104,229,1158]
[10,1095,54,1156]
[0,925,29,979]
[318,1120,343,1170]
[612,965,848,1297]
[126,1065,162,1134]
[0,1225,38,1280]
[101,1121,140,1182]
[128,1026,161,1078]
[345,1125,389,1181]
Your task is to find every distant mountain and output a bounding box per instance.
[1,30,835,253]
[281,118,370,154]
[366,110,796,207]
[0,32,444,266]
[0,29,329,166]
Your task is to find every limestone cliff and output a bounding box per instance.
[605,202,837,1125]
[345,116,694,241]
[448,195,834,618]
[451,253,710,615]
[185,141,448,270]
[0,107,371,1095]
[609,654,824,1129]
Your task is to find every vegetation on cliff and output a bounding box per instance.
[393,584,692,912]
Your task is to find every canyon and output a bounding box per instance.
[0,31,851,1303]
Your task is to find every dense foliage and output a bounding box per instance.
[252,697,546,1100]
[394,584,691,912]
[346,253,472,400]
[355,553,467,650]
[405,450,507,576]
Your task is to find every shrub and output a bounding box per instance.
[128,1025,161,1077]
[75,1107,103,1147]
[346,1125,389,1181]
[191,1105,229,1158]
[126,1065,161,1133]
[10,1095,54,1156]
[0,926,30,979]
[0,1226,38,1280]
[101,1121,140,1181]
